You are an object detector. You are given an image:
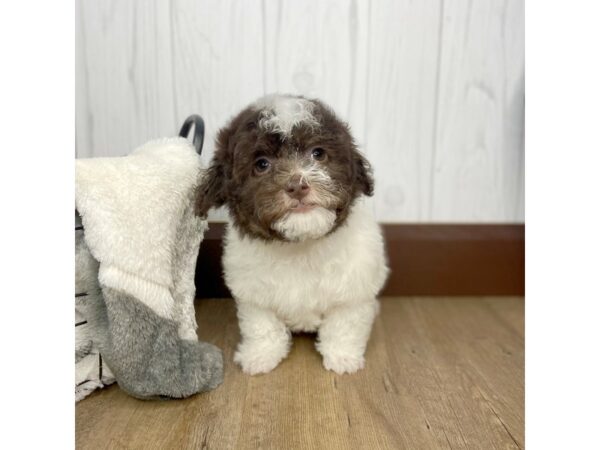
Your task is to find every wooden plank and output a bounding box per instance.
[76,0,524,223]
[175,299,249,450]
[482,296,525,339]
[381,297,524,448]
[234,335,354,449]
[76,0,176,158]
[75,382,138,450]
[261,0,370,142]
[76,297,524,449]
[168,0,265,152]
[431,0,525,221]
[382,224,525,296]
[364,0,443,221]
[331,312,446,449]
[233,317,445,449]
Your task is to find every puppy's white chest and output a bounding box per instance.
[222,201,389,322]
[224,236,342,313]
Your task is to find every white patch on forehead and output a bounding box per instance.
[253,94,320,138]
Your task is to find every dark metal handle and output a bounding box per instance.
[179,115,205,155]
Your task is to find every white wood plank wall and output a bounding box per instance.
[76,0,524,223]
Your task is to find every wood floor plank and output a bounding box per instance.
[178,299,250,450]
[482,296,525,339]
[424,298,524,448]
[235,334,350,449]
[380,299,477,449]
[337,312,447,449]
[76,381,139,450]
[76,297,524,449]
[388,298,524,449]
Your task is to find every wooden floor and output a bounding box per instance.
[76,297,524,449]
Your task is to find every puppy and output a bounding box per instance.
[196,94,388,375]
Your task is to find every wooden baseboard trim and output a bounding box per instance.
[195,223,524,298]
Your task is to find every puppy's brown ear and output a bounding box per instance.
[195,163,226,217]
[353,150,375,196]
[195,127,233,217]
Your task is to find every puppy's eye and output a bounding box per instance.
[254,157,271,174]
[311,147,326,161]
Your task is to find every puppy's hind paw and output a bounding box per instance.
[322,354,365,375]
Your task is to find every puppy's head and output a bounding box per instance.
[196,94,374,242]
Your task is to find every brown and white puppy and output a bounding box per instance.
[197,94,388,375]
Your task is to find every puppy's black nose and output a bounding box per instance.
[285,175,310,199]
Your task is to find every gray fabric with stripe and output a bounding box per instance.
[87,285,223,399]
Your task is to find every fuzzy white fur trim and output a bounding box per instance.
[75,137,205,320]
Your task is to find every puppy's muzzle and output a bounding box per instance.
[285,174,310,200]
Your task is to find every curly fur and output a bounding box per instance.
[197,94,388,374]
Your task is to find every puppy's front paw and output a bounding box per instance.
[322,353,365,374]
[233,348,284,375]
